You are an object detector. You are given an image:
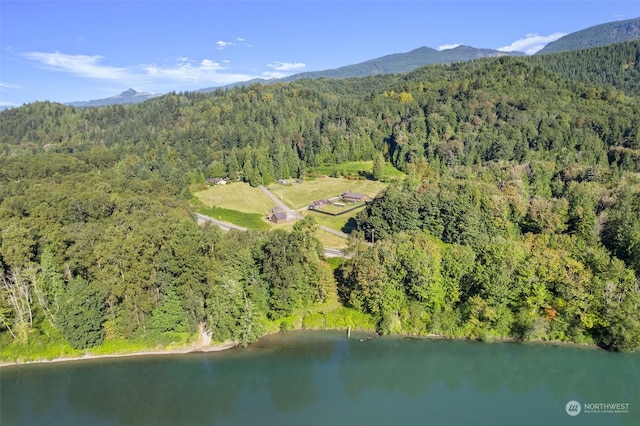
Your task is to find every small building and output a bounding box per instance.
[206,177,227,186]
[269,207,288,224]
[309,199,330,210]
[342,191,368,203]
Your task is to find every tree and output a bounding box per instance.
[0,267,34,343]
[372,152,385,181]
[601,186,640,273]
[58,277,105,349]
[150,285,189,333]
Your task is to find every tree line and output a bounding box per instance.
[1,40,639,354]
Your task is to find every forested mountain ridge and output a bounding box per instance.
[66,88,160,108]
[1,42,640,358]
[53,17,638,107]
[538,17,640,55]
[526,40,640,97]
[200,45,525,91]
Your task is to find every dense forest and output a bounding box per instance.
[1,40,639,358]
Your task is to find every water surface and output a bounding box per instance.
[1,331,638,425]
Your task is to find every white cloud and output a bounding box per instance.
[217,38,251,49]
[438,43,462,51]
[141,59,252,84]
[216,40,235,49]
[24,51,259,87]
[24,51,130,80]
[498,32,566,55]
[268,61,306,71]
[0,82,21,91]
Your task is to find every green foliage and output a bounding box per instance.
[2,41,640,355]
[536,19,640,55]
[150,286,189,333]
[372,153,385,181]
[601,185,640,274]
[58,278,105,349]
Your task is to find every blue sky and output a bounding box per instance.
[1,0,639,106]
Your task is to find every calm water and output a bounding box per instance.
[1,330,639,426]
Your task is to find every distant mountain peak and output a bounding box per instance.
[109,88,154,99]
[67,89,159,107]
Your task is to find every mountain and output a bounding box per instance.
[66,88,159,107]
[537,17,640,55]
[280,45,525,80]
[200,45,524,92]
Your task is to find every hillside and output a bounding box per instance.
[279,45,524,80]
[527,39,640,96]
[200,45,524,92]
[1,46,640,356]
[66,88,159,107]
[537,17,640,54]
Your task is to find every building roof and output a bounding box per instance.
[271,211,288,221]
[343,191,366,200]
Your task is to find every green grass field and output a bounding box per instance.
[267,177,387,210]
[309,161,405,179]
[192,172,395,237]
[306,209,360,233]
[193,182,274,214]
[195,204,271,230]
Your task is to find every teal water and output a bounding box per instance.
[1,331,638,426]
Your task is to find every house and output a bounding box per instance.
[206,177,227,185]
[309,199,330,210]
[342,191,368,203]
[269,207,288,224]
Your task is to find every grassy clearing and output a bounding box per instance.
[193,199,270,230]
[192,175,388,234]
[313,201,365,215]
[310,161,375,176]
[315,227,349,249]
[267,177,387,210]
[309,161,405,179]
[193,182,274,214]
[305,209,360,234]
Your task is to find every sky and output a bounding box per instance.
[1,0,639,106]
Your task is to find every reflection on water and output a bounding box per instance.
[1,331,638,426]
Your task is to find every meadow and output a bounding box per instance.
[266,177,387,210]
[308,161,405,180]
[192,173,393,248]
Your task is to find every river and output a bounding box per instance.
[1,330,638,425]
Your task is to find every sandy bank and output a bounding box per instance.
[0,341,238,368]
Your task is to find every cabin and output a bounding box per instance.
[309,199,330,210]
[269,207,288,224]
[206,177,227,186]
[342,191,368,203]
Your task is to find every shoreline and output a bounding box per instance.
[0,328,610,368]
[0,341,238,368]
